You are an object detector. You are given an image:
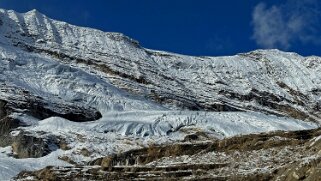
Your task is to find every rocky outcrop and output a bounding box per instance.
[14,128,321,181]
[274,157,321,181]
[10,131,59,158]
[91,128,320,170]
[0,117,21,146]
[0,100,8,119]
[0,85,102,122]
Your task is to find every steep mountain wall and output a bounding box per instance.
[0,9,320,122]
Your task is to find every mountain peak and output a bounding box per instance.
[25,8,43,16]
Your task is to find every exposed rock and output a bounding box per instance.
[0,85,102,122]
[91,128,321,170]
[10,131,59,158]
[0,99,8,119]
[273,157,321,181]
[15,128,321,181]
[0,117,21,146]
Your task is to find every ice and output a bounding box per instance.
[0,149,70,181]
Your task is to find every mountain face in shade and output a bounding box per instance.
[0,9,320,180]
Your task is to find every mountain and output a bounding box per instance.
[0,9,320,180]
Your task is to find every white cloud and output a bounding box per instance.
[252,0,320,49]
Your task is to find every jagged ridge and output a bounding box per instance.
[0,9,320,122]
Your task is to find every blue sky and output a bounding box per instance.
[0,0,320,56]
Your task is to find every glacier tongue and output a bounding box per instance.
[0,8,320,180]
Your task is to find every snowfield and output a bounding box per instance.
[0,9,320,180]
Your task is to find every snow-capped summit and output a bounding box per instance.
[1,9,321,122]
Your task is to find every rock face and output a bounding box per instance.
[0,85,102,123]
[10,130,61,158]
[0,8,321,181]
[0,117,21,146]
[0,100,7,119]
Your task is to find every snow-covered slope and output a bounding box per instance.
[1,9,321,121]
[0,9,320,180]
